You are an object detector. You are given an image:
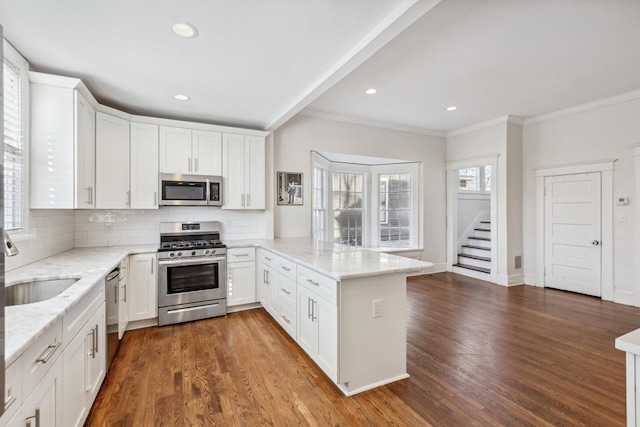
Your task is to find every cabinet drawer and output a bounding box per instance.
[2,356,23,423]
[228,247,256,263]
[277,257,297,281]
[259,249,277,267]
[278,275,296,310]
[23,319,63,399]
[63,281,105,349]
[278,303,296,340]
[297,265,339,305]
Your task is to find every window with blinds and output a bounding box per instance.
[3,59,26,231]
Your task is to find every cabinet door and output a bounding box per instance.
[192,130,222,176]
[258,262,270,309]
[128,253,158,322]
[23,356,63,427]
[95,112,130,209]
[296,286,316,358]
[159,126,192,173]
[62,326,89,427]
[118,258,129,339]
[315,298,338,381]
[74,91,95,209]
[245,136,265,209]
[222,133,247,209]
[268,266,279,319]
[87,303,106,405]
[227,261,256,306]
[130,122,159,209]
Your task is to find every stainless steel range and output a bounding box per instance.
[157,221,227,326]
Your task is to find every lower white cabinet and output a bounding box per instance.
[118,257,130,338]
[128,253,158,322]
[22,356,64,427]
[227,248,257,307]
[257,250,278,317]
[62,303,105,427]
[297,284,338,381]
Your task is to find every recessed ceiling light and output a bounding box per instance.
[365,88,377,95]
[446,106,457,111]
[172,22,198,38]
[174,94,190,101]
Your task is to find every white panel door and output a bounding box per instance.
[245,136,265,209]
[159,126,192,174]
[544,173,601,296]
[74,91,95,209]
[222,133,247,209]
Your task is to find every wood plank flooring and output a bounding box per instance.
[85,273,640,426]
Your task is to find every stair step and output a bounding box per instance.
[469,236,490,241]
[474,228,491,232]
[454,263,491,274]
[458,253,491,262]
[480,221,491,224]
[462,244,491,251]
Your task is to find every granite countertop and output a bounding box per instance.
[616,328,640,355]
[4,245,157,365]
[226,237,434,280]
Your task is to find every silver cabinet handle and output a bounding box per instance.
[592,240,600,246]
[90,186,93,204]
[154,191,157,206]
[264,257,271,261]
[36,341,61,364]
[4,394,16,411]
[88,328,96,358]
[124,283,127,302]
[233,253,250,257]
[306,278,320,287]
[195,158,199,172]
[151,261,154,274]
[115,282,119,304]
[95,324,99,354]
[281,314,290,324]
[265,269,269,284]
[86,187,91,204]
[281,288,290,295]
[281,266,291,272]
[26,408,40,427]
[307,297,312,319]
[311,300,317,321]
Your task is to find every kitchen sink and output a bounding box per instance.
[5,278,80,306]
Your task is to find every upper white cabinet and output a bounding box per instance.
[222,133,265,209]
[96,112,130,209]
[30,73,97,209]
[159,126,222,175]
[130,122,159,209]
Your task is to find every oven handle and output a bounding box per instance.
[158,256,226,267]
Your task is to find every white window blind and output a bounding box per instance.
[3,59,25,230]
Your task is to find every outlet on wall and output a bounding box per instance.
[373,299,382,318]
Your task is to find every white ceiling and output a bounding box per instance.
[1,0,639,135]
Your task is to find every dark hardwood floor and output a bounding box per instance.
[85,273,640,426]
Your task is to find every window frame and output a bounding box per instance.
[3,39,29,235]
[458,165,491,194]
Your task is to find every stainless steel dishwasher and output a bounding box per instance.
[105,266,120,370]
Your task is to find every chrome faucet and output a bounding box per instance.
[3,230,18,257]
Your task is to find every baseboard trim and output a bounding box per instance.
[614,290,635,307]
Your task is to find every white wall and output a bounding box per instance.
[522,98,640,304]
[457,193,490,245]
[273,114,447,267]
[6,210,75,271]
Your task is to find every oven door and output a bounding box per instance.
[158,256,227,307]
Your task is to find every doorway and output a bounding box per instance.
[544,173,602,296]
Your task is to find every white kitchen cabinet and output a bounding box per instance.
[119,257,130,339]
[128,253,158,322]
[96,112,130,209]
[29,72,96,209]
[130,122,159,209]
[257,250,278,318]
[297,283,338,382]
[222,133,265,209]
[227,248,256,307]
[159,126,222,175]
[62,303,105,427]
[22,356,63,427]
[0,356,23,426]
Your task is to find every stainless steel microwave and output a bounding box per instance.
[159,173,223,206]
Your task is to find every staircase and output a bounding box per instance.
[455,220,491,274]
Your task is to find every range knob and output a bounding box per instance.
[177,252,182,257]
[191,251,196,256]
[204,249,210,255]
[169,252,175,258]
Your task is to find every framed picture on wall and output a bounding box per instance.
[277,172,303,205]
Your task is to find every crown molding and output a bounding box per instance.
[446,115,523,139]
[524,90,640,126]
[299,109,446,138]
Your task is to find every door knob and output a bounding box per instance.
[592,240,600,246]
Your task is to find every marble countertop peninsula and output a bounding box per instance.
[226,237,434,280]
[4,245,157,365]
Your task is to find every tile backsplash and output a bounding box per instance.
[6,207,267,271]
